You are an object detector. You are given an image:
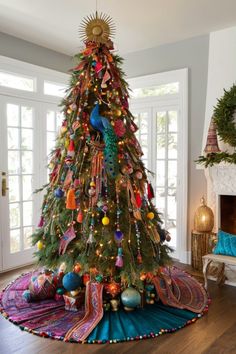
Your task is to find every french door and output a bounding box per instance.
[0,97,63,271]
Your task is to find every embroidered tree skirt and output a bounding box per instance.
[0,268,209,344]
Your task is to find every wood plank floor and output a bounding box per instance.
[1,264,236,354]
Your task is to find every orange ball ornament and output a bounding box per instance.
[147,212,154,220]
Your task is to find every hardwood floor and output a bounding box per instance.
[1,264,236,354]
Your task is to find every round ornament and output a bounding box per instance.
[62,272,82,291]
[114,230,124,242]
[95,274,103,283]
[147,212,155,220]
[214,84,236,147]
[37,240,44,251]
[74,263,82,273]
[105,281,121,297]
[54,188,64,198]
[135,171,143,180]
[102,216,110,226]
[121,287,141,311]
[56,287,65,295]
[88,188,96,197]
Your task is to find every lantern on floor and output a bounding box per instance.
[194,197,214,232]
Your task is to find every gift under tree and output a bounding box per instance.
[8,12,209,343]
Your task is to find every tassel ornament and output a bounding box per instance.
[66,188,76,210]
[115,247,123,268]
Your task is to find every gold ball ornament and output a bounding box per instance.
[102,216,110,226]
[90,181,96,187]
[115,109,122,116]
[147,212,155,220]
[37,240,44,250]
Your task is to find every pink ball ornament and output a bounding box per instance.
[135,171,143,180]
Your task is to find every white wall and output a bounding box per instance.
[203,26,236,152]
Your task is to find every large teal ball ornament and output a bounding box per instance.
[121,287,141,311]
[62,272,81,291]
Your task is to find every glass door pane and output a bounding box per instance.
[0,96,38,270]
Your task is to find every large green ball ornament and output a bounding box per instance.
[121,287,141,311]
[62,272,82,291]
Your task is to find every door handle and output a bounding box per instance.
[2,172,9,196]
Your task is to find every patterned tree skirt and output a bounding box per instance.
[0,267,209,344]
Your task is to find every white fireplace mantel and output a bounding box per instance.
[205,163,236,231]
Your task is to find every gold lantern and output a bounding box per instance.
[194,197,214,232]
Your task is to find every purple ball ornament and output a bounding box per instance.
[102,205,108,213]
[114,230,124,242]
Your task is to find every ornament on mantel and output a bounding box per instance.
[204,117,221,153]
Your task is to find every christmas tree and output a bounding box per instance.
[33,12,171,291]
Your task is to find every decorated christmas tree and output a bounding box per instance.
[33,12,172,292]
[1,12,209,344]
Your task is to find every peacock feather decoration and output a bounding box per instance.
[90,103,118,178]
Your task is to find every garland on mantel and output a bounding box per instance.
[196,152,236,167]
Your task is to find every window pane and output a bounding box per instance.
[7,104,19,126]
[9,203,21,228]
[47,132,56,155]
[44,81,66,97]
[22,151,33,173]
[0,72,34,92]
[8,150,20,174]
[156,112,166,133]
[156,135,165,159]
[168,111,178,132]
[56,112,64,129]
[168,134,177,159]
[47,110,55,131]
[131,82,179,98]
[168,195,177,220]
[142,146,148,159]
[23,201,33,226]
[156,160,165,186]
[23,227,32,250]
[21,129,33,150]
[9,176,20,202]
[22,175,33,200]
[21,106,33,127]
[167,225,176,248]
[168,161,177,188]
[8,128,19,149]
[10,229,21,253]
[156,188,165,214]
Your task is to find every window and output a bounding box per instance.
[0,55,69,271]
[0,71,35,91]
[129,69,188,262]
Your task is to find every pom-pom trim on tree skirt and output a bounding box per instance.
[0,267,210,344]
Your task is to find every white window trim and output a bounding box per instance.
[0,55,69,103]
[128,69,188,263]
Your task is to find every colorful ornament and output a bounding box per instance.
[59,226,76,255]
[135,170,143,180]
[114,119,126,137]
[66,188,76,210]
[62,272,82,291]
[121,287,141,311]
[56,287,65,295]
[74,263,82,273]
[105,281,121,298]
[147,182,155,200]
[83,273,90,285]
[102,216,110,226]
[37,240,44,250]
[95,274,103,283]
[110,298,120,311]
[114,230,124,242]
[115,247,123,268]
[76,210,83,223]
[54,187,64,198]
[147,212,155,220]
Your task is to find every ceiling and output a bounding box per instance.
[0,0,236,56]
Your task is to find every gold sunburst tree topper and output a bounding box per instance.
[79,11,115,45]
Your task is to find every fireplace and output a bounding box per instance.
[204,165,236,285]
[220,195,236,235]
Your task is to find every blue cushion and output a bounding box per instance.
[213,230,236,257]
